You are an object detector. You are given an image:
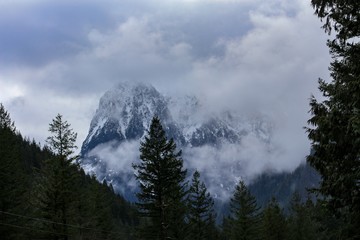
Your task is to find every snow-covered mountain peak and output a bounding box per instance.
[81,82,170,155]
[97,81,161,117]
[168,94,202,125]
[81,82,276,155]
[80,82,281,201]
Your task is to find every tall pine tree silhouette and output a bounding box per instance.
[187,170,217,240]
[261,198,287,240]
[32,114,79,240]
[133,116,187,240]
[228,180,261,240]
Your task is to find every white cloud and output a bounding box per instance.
[0,0,331,190]
[87,17,165,59]
[85,140,141,194]
[88,140,140,172]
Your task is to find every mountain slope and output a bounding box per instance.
[81,82,172,154]
[80,82,319,204]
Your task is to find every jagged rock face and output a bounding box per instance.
[81,82,172,155]
[81,82,273,155]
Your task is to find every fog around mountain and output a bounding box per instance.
[80,82,313,201]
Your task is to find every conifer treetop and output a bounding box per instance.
[46,113,78,160]
[0,103,15,132]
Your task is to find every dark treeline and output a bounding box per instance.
[132,116,350,240]
[131,0,360,238]
[0,104,138,240]
[0,105,350,240]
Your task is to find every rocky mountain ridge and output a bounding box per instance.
[80,82,319,204]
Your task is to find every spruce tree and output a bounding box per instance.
[261,198,286,240]
[310,199,344,240]
[187,170,217,240]
[0,103,16,131]
[133,116,187,240]
[32,114,79,240]
[85,179,114,239]
[306,0,360,237]
[228,180,261,240]
[46,114,78,160]
[287,193,317,240]
[0,108,139,239]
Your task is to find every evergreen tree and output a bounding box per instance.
[32,114,79,240]
[287,193,317,240]
[0,104,17,213]
[306,0,360,237]
[133,116,187,240]
[228,180,261,240]
[261,198,286,240]
[0,107,139,239]
[310,199,344,240]
[46,114,78,160]
[0,104,27,239]
[187,170,217,240]
[0,103,16,131]
[85,179,114,239]
[221,216,232,240]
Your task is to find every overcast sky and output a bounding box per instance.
[0,0,330,160]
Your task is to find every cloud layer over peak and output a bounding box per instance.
[0,0,330,176]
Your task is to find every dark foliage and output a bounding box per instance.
[133,116,188,240]
[187,170,218,240]
[261,198,287,240]
[307,0,360,238]
[227,180,261,240]
[0,104,138,239]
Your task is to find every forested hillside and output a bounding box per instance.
[0,102,356,240]
[0,104,139,239]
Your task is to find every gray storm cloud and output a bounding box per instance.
[0,0,330,184]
